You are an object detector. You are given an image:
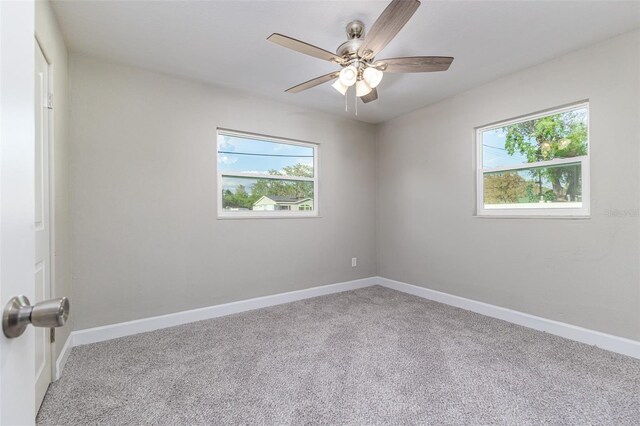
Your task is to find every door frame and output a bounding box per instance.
[34,35,58,394]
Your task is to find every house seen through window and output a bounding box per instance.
[217,129,318,217]
[476,102,589,217]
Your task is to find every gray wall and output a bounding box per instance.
[69,56,377,330]
[35,0,73,360]
[377,30,640,341]
[70,31,640,342]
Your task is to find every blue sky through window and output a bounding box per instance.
[482,129,527,168]
[218,134,314,176]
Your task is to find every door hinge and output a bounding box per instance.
[46,93,54,110]
[50,328,55,343]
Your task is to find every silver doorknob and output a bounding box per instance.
[2,296,69,338]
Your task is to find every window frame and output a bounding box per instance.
[216,128,319,219]
[475,102,590,218]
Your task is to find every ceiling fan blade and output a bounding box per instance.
[360,88,378,103]
[268,33,345,64]
[374,56,454,73]
[285,71,340,93]
[358,0,421,60]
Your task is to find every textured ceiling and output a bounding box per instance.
[52,0,640,123]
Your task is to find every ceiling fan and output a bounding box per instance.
[267,0,453,104]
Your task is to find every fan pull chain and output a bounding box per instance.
[345,88,348,112]
[355,87,358,116]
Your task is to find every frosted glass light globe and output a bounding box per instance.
[331,79,348,95]
[339,66,358,87]
[356,79,373,97]
[363,67,383,88]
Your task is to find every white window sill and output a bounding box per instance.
[474,214,590,220]
[217,214,322,220]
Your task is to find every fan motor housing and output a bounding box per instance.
[336,38,364,58]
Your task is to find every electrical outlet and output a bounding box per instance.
[351,257,357,267]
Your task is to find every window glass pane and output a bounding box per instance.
[483,162,582,207]
[482,107,588,169]
[218,133,314,178]
[221,175,314,212]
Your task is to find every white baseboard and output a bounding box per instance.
[72,277,377,347]
[378,277,640,359]
[53,333,73,380]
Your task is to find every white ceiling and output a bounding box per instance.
[52,0,640,123]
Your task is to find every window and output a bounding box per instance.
[217,129,318,218]
[476,102,589,217]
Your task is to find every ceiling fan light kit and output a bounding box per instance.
[267,0,454,108]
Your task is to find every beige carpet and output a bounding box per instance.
[38,286,640,425]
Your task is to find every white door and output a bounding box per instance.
[34,42,53,414]
[0,0,37,425]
